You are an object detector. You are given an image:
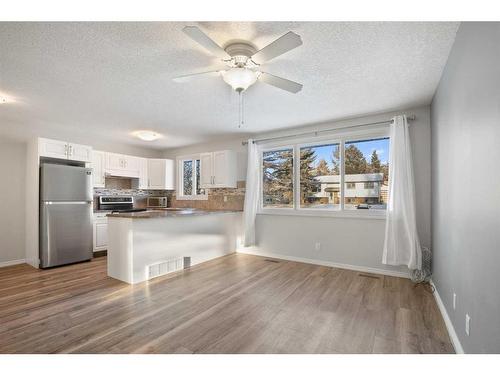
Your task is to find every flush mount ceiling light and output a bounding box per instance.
[173,26,303,128]
[133,130,162,141]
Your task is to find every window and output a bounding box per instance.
[262,148,294,208]
[182,160,193,196]
[299,143,340,209]
[344,137,389,210]
[260,132,390,215]
[177,156,207,200]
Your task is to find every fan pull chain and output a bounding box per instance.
[238,90,245,128]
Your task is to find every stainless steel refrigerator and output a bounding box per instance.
[40,163,93,268]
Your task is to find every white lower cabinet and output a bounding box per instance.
[93,213,108,252]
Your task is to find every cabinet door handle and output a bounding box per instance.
[64,144,68,157]
[69,145,73,156]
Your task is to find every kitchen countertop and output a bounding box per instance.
[106,208,243,219]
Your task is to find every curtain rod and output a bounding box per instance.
[242,114,416,146]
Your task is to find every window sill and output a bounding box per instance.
[257,209,386,220]
[176,195,208,201]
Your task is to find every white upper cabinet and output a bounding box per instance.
[148,159,174,190]
[105,153,140,178]
[91,151,106,188]
[199,153,213,187]
[68,143,92,163]
[39,138,92,163]
[138,158,148,189]
[200,150,237,188]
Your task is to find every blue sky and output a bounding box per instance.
[306,137,389,168]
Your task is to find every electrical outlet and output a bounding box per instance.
[315,242,321,251]
[453,293,457,310]
[465,314,471,336]
[223,196,228,202]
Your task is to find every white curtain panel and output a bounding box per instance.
[382,115,422,270]
[243,139,261,247]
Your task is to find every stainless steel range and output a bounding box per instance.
[98,196,148,213]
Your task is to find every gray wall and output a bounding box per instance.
[164,105,431,276]
[253,106,431,275]
[0,140,26,264]
[431,22,500,353]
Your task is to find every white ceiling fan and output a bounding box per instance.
[174,26,303,93]
[173,26,303,127]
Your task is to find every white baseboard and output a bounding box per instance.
[237,247,409,279]
[430,279,464,354]
[0,259,26,268]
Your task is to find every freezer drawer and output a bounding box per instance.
[40,202,93,268]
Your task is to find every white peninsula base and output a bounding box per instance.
[107,211,243,284]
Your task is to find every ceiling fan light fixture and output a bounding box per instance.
[222,68,257,92]
[133,130,162,141]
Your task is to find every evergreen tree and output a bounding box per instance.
[331,146,340,174]
[262,149,294,204]
[344,144,368,174]
[370,150,381,173]
[315,159,330,176]
[300,147,317,204]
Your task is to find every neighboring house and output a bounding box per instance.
[307,173,386,206]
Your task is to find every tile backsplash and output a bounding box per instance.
[94,177,171,210]
[94,177,246,211]
[169,181,246,211]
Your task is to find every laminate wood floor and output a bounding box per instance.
[0,254,454,354]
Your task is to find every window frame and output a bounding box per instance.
[258,127,390,219]
[176,154,208,201]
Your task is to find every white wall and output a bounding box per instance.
[163,105,431,276]
[0,140,26,265]
[431,22,500,353]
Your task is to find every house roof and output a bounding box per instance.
[314,173,383,183]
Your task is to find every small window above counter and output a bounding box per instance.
[176,150,237,200]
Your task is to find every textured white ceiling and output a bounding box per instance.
[0,22,459,149]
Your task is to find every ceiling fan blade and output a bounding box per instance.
[172,70,223,83]
[258,72,303,94]
[251,32,303,64]
[182,26,231,59]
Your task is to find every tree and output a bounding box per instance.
[263,149,294,205]
[299,148,317,204]
[315,159,330,176]
[331,146,340,174]
[344,145,368,174]
[370,150,381,173]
